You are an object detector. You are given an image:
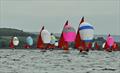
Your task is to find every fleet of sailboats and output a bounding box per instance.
[1,17,118,52]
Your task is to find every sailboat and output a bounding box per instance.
[75,17,85,51]
[58,21,69,52]
[58,20,76,53]
[9,37,19,49]
[75,17,94,52]
[24,36,33,48]
[37,26,51,49]
[104,34,118,52]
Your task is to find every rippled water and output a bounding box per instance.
[0,49,120,73]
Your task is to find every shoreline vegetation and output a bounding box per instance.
[0,28,120,50]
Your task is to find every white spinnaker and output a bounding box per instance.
[13,37,19,46]
[79,29,94,41]
[41,30,51,44]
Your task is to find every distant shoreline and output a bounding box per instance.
[0,28,120,49]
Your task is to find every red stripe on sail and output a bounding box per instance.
[37,26,44,49]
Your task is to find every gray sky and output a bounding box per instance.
[0,0,120,35]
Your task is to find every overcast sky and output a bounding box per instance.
[0,0,120,35]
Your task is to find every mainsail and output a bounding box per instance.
[75,17,85,49]
[37,26,44,49]
[58,21,68,48]
[9,37,14,48]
